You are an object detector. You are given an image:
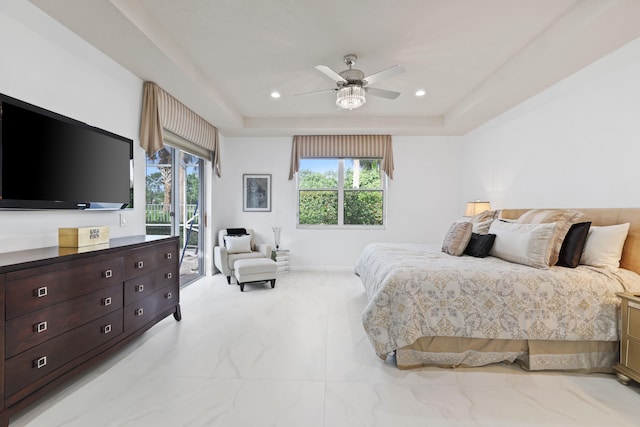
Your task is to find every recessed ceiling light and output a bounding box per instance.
[415,89,426,97]
[270,91,281,99]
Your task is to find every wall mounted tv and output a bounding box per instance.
[0,93,133,210]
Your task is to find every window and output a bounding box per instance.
[297,158,385,227]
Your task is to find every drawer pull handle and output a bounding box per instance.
[34,286,48,298]
[34,321,48,333]
[165,292,172,300]
[136,261,144,269]
[103,269,113,279]
[102,297,112,306]
[34,356,47,369]
[135,284,144,292]
[166,252,172,259]
[102,324,112,334]
[166,272,172,279]
[135,308,144,316]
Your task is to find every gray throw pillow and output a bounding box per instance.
[464,233,496,258]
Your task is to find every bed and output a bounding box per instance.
[355,208,640,372]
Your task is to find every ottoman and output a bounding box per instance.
[233,258,277,292]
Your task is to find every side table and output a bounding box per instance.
[614,292,640,385]
[272,249,290,274]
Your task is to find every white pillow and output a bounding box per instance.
[488,221,556,269]
[580,223,630,269]
[224,234,252,254]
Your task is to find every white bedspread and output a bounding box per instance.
[355,243,640,358]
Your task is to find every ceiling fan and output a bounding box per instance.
[297,54,404,110]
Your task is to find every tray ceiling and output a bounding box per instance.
[29,0,640,136]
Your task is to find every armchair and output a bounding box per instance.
[214,228,272,284]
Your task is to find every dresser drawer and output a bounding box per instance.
[124,267,178,306]
[124,284,179,331]
[5,257,124,320]
[5,309,123,398]
[5,283,123,358]
[123,241,177,280]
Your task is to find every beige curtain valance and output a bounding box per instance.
[289,135,394,180]
[140,82,221,176]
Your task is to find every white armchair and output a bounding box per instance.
[214,228,272,284]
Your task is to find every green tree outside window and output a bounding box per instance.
[298,158,384,226]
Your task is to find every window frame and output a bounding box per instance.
[296,157,387,230]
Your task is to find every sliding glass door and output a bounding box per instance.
[146,145,204,286]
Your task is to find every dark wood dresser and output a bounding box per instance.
[0,235,181,426]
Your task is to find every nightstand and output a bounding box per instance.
[614,292,640,385]
[272,249,290,274]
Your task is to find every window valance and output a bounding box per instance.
[289,135,394,180]
[140,82,221,176]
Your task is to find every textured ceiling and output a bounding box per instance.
[30,0,640,136]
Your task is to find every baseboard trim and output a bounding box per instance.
[289,266,354,272]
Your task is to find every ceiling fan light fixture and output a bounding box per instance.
[336,85,366,110]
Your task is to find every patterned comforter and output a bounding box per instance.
[355,243,640,358]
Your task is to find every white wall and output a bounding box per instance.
[9,0,637,269]
[0,2,464,270]
[460,36,640,209]
[214,136,462,270]
[0,1,144,253]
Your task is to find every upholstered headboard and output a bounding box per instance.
[500,208,640,275]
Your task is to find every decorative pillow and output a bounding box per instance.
[472,219,493,234]
[516,209,585,266]
[224,234,252,254]
[488,221,557,269]
[470,210,498,223]
[556,222,591,268]
[442,222,473,256]
[464,233,496,258]
[580,223,630,269]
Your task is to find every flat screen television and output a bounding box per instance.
[0,93,133,210]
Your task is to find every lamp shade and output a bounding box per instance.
[464,201,491,217]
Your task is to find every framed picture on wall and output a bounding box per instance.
[243,174,271,212]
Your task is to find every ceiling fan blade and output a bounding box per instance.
[295,88,337,97]
[315,65,347,83]
[366,87,401,100]
[363,65,404,85]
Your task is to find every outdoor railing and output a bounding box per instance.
[146,204,198,224]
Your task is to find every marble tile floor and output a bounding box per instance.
[11,271,640,426]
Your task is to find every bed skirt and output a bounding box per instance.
[395,337,619,373]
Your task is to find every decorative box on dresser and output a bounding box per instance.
[615,292,640,385]
[0,235,181,426]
